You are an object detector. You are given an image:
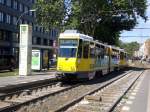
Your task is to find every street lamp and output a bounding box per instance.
[16,9,37,25]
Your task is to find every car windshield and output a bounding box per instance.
[58,48,77,57]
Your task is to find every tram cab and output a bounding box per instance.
[57,30,96,79]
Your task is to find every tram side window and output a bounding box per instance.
[100,46,105,59]
[77,39,82,58]
[120,52,124,60]
[95,45,101,59]
[112,50,117,58]
[90,42,95,58]
[83,41,89,58]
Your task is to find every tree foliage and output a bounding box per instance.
[34,0,147,45]
[34,0,66,30]
[67,0,147,45]
[119,41,140,57]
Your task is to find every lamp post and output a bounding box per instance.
[16,9,36,25]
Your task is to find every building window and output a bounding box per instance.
[32,0,35,3]
[13,16,17,25]
[24,6,28,15]
[0,30,2,40]
[0,0,4,4]
[37,37,41,45]
[49,40,53,46]
[36,26,38,31]
[43,38,48,45]
[33,25,36,31]
[12,33,19,43]
[6,14,11,24]
[6,0,11,7]
[24,20,28,24]
[19,3,23,12]
[37,26,41,32]
[33,12,36,18]
[32,37,37,45]
[0,12,4,22]
[29,11,32,16]
[0,30,9,41]
[19,19,23,24]
[3,31,7,41]
[51,29,56,38]
[13,0,18,10]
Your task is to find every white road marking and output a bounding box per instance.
[32,80,38,81]
[21,82,27,83]
[122,106,130,111]
[134,88,139,91]
[126,100,133,104]
[80,100,89,104]
[131,92,136,95]
[129,96,135,100]
[147,82,150,112]
[133,89,138,92]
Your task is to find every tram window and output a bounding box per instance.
[58,48,77,57]
[100,46,105,59]
[90,42,95,58]
[120,52,124,60]
[59,39,78,46]
[83,41,89,58]
[112,50,118,58]
[77,39,82,58]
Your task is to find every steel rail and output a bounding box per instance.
[0,70,133,112]
[108,70,144,112]
[54,70,134,112]
[0,82,80,112]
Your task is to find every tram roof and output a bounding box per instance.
[59,32,93,41]
[110,46,127,53]
[94,40,109,48]
[110,46,120,51]
[59,30,127,53]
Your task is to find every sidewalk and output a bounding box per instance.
[121,69,150,112]
[0,71,57,92]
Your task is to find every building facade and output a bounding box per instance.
[0,0,58,69]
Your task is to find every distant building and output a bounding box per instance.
[144,39,150,57]
[136,39,150,60]
[0,0,58,68]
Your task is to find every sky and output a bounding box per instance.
[120,0,150,43]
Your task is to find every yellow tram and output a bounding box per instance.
[57,30,127,80]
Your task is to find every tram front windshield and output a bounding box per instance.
[58,39,78,58]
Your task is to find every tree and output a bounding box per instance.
[119,41,140,57]
[67,0,147,45]
[34,0,67,30]
[34,0,147,45]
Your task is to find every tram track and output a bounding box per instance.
[0,69,137,112]
[16,70,133,112]
[0,81,79,112]
[66,70,144,112]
